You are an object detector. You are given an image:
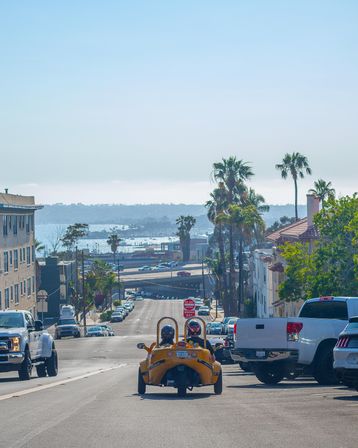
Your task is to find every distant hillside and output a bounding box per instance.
[36,203,307,227]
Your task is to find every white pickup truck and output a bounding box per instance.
[233,297,358,385]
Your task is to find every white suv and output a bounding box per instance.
[334,316,358,390]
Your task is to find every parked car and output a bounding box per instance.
[334,316,358,390]
[100,324,115,336]
[116,306,129,317]
[198,306,210,316]
[221,316,237,334]
[55,318,81,339]
[207,322,224,335]
[0,310,58,380]
[86,326,108,337]
[135,296,144,301]
[111,312,124,323]
[234,296,358,385]
[177,271,191,277]
[226,318,237,336]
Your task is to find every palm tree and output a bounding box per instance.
[309,179,335,204]
[276,152,312,221]
[228,204,265,315]
[176,215,196,262]
[205,183,230,314]
[213,157,254,310]
[34,239,45,254]
[107,232,122,264]
[242,188,269,243]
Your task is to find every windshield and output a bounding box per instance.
[0,313,25,328]
[58,319,77,326]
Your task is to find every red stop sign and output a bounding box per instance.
[183,298,196,312]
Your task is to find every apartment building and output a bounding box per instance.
[0,192,42,315]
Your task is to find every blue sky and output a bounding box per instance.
[1,1,357,204]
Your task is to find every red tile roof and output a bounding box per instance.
[266,217,315,244]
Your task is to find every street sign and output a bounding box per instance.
[183,298,196,318]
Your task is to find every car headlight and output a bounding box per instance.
[10,337,21,352]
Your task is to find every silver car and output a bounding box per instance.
[334,316,358,389]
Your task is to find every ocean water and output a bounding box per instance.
[35,223,177,255]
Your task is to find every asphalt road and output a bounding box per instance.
[1,300,358,448]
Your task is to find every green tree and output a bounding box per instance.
[309,179,335,204]
[61,223,89,252]
[107,231,122,263]
[176,215,196,262]
[276,152,312,221]
[227,204,265,315]
[205,183,230,314]
[34,239,45,254]
[278,242,313,302]
[213,157,254,310]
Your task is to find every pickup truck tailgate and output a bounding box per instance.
[236,318,289,350]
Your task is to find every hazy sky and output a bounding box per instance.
[1,1,357,205]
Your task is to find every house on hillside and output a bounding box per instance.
[251,194,320,317]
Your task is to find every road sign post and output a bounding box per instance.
[183,298,196,319]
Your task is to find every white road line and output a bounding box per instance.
[0,363,127,402]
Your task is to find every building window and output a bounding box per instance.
[32,245,35,263]
[13,215,18,235]
[27,278,31,296]
[20,282,23,295]
[26,216,30,233]
[32,276,35,293]
[15,284,19,304]
[26,247,31,265]
[14,249,18,270]
[5,288,9,308]
[4,252,9,273]
[23,280,26,295]
[9,250,13,267]
[10,286,13,302]
[2,216,8,236]
[22,248,25,263]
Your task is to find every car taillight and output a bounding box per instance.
[287,322,303,341]
[234,323,237,334]
[336,336,350,348]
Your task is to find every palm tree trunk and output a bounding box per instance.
[238,236,244,316]
[294,177,298,221]
[217,223,229,315]
[229,223,237,316]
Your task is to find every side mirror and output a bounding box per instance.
[34,320,44,331]
[137,343,145,350]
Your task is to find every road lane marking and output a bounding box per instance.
[0,363,127,402]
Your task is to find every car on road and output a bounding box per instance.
[207,322,224,335]
[334,316,358,390]
[86,326,108,337]
[138,266,152,271]
[110,312,124,323]
[100,324,115,336]
[115,306,129,317]
[55,318,81,339]
[221,316,237,334]
[0,310,58,380]
[176,271,191,277]
[234,296,358,385]
[135,296,144,301]
[198,306,210,316]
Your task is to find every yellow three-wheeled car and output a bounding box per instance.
[137,317,222,397]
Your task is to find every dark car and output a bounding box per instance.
[176,271,191,277]
[198,306,210,316]
[207,322,224,335]
[55,318,81,339]
[110,312,124,323]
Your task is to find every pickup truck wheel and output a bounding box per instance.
[313,346,339,385]
[36,364,47,377]
[254,364,284,385]
[214,370,223,395]
[138,368,146,395]
[46,348,58,377]
[18,350,32,381]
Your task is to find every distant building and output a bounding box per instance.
[161,238,209,261]
[0,191,42,315]
[38,256,76,320]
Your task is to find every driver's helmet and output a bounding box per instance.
[161,324,175,342]
[187,320,201,337]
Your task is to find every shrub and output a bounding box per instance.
[100,310,113,322]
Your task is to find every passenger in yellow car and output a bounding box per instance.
[186,320,214,354]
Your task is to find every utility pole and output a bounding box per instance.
[117,259,121,303]
[201,258,206,300]
[81,250,87,333]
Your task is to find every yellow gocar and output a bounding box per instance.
[137,317,222,397]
